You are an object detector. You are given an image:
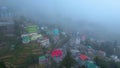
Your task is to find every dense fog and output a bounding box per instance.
[1,0,120,41]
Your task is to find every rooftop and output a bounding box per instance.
[0,21,14,26]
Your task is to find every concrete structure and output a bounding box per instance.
[40,38,50,48]
[0,6,13,21]
[0,21,14,36]
[0,6,14,36]
[111,55,120,62]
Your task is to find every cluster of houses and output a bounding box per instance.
[68,31,120,68]
[21,24,57,48]
[38,25,67,64]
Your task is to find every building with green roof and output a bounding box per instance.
[26,25,38,33]
[85,61,97,68]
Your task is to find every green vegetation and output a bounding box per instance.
[18,54,38,68]
[0,61,6,68]
[59,51,76,68]
[94,56,120,68]
[94,56,109,68]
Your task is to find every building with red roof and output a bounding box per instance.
[79,54,88,61]
[51,49,63,57]
[51,49,64,63]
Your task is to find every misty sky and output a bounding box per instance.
[1,0,120,34]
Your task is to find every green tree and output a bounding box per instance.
[0,61,6,68]
[108,61,118,68]
[59,51,76,68]
[81,65,86,68]
[94,56,109,68]
[116,62,120,68]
